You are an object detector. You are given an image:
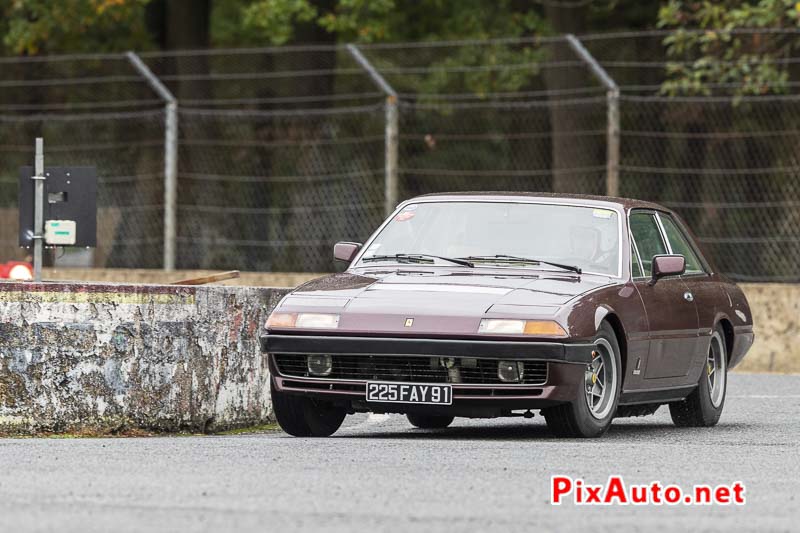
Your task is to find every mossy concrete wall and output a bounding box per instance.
[0,282,289,435]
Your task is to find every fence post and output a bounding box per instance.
[606,89,620,197]
[346,44,400,216]
[565,34,620,197]
[126,51,178,271]
[32,137,45,282]
[384,96,399,216]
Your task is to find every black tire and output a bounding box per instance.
[543,321,622,438]
[271,383,346,437]
[669,327,727,427]
[406,413,454,429]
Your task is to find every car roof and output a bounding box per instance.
[412,191,669,212]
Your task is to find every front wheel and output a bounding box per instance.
[407,413,454,429]
[271,383,347,437]
[669,327,727,427]
[543,321,622,438]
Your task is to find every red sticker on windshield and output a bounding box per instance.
[395,211,415,222]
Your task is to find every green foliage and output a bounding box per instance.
[414,44,545,100]
[241,0,546,44]
[658,0,800,96]
[240,0,548,98]
[212,0,271,47]
[316,0,396,42]
[242,0,319,45]
[0,0,153,54]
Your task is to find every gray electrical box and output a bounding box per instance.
[18,166,97,248]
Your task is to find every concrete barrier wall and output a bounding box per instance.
[0,281,289,435]
[736,283,800,374]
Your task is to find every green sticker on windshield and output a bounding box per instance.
[593,209,614,219]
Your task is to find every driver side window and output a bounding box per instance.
[629,212,667,277]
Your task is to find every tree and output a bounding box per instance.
[659,0,800,96]
[657,0,800,278]
[1,0,152,55]
[541,1,596,193]
[241,0,341,271]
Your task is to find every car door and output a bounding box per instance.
[629,210,700,381]
[656,212,717,378]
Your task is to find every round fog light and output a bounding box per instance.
[307,354,333,376]
[498,361,525,383]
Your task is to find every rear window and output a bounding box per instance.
[660,215,705,274]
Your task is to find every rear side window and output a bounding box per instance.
[660,215,704,274]
[629,213,667,276]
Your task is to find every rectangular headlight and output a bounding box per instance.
[478,319,525,334]
[266,312,340,329]
[296,313,340,329]
[478,319,566,337]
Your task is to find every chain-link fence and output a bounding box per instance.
[579,31,800,281]
[0,53,166,267]
[1,31,798,280]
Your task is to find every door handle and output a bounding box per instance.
[683,291,694,302]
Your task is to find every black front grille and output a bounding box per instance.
[273,354,548,385]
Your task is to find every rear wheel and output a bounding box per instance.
[669,327,727,427]
[543,321,622,438]
[271,383,347,437]
[407,414,454,429]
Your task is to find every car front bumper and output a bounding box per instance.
[261,334,595,364]
[262,333,591,413]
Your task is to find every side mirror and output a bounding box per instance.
[333,242,362,263]
[650,254,685,284]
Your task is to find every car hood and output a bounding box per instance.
[277,269,614,336]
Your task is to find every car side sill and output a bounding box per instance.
[261,334,594,364]
[618,384,698,406]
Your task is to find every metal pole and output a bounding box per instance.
[606,89,620,197]
[346,44,400,215]
[32,137,44,282]
[565,34,620,197]
[385,96,399,215]
[346,44,398,99]
[126,51,178,271]
[163,101,178,270]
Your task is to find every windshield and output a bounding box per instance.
[357,201,620,276]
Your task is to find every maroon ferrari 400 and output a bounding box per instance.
[261,193,754,438]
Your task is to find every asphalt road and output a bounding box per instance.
[0,373,798,533]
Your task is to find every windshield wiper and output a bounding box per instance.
[362,253,474,268]
[461,255,582,275]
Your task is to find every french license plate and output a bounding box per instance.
[366,382,452,405]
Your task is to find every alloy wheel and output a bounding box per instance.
[584,338,618,419]
[707,333,727,408]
